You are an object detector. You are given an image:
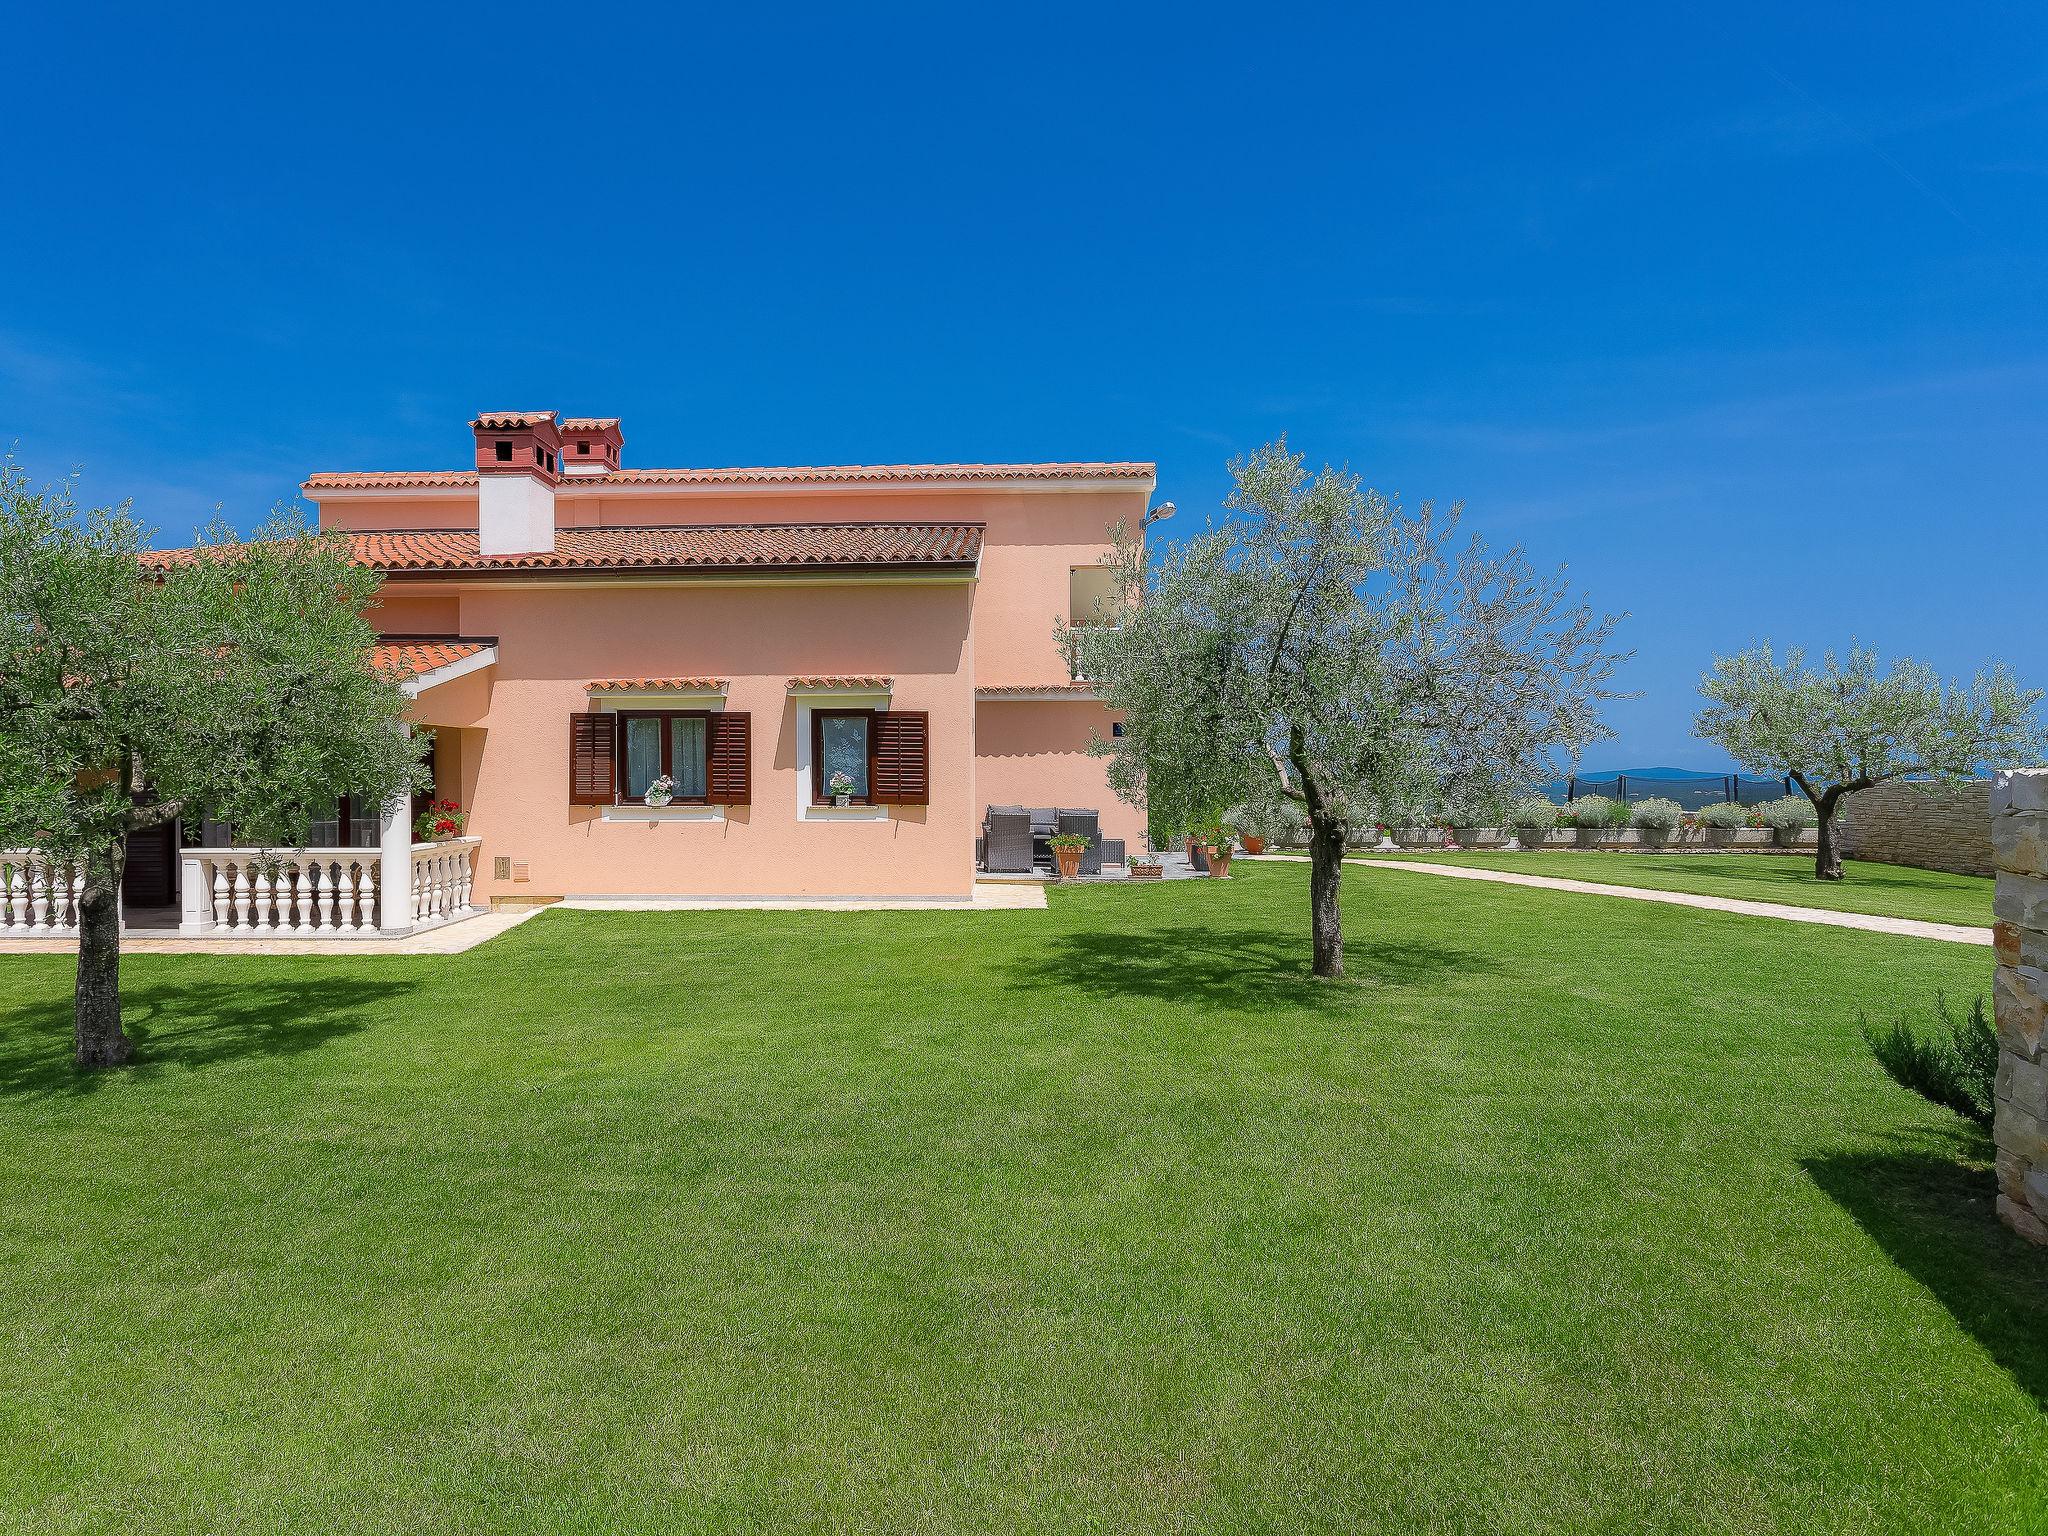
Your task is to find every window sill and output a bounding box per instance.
[800,803,890,822]
[601,804,725,822]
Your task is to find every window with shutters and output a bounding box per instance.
[812,709,873,804]
[572,709,749,808]
[618,711,711,802]
[809,708,929,807]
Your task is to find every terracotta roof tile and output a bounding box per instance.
[303,470,481,490]
[470,411,558,430]
[144,523,983,576]
[586,677,728,692]
[787,675,893,689]
[975,683,1103,697]
[305,461,1153,492]
[558,417,620,431]
[371,639,494,680]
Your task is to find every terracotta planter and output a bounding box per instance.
[1053,844,1084,880]
[1130,863,1163,879]
[1205,843,1233,878]
[1240,835,1266,855]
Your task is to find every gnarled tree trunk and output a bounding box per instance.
[1307,811,1346,979]
[73,841,130,1069]
[1814,789,1846,882]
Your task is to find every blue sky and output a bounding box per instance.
[3,3,2042,768]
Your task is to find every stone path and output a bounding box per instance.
[0,907,545,957]
[562,883,1048,914]
[1247,854,1992,946]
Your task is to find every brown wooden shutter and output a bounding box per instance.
[569,712,616,805]
[871,710,929,805]
[705,711,752,804]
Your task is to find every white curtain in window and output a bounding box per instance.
[623,716,663,797]
[671,716,707,799]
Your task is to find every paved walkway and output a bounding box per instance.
[562,883,1047,914]
[0,908,544,957]
[1246,854,1992,946]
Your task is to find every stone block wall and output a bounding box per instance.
[1839,779,1994,877]
[1991,768,2048,1246]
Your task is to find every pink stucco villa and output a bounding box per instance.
[87,411,1157,931]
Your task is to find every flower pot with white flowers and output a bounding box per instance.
[643,775,675,809]
[827,770,855,808]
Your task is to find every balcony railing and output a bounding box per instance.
[0,839,480,940]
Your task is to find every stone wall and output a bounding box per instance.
[1838,779,1994,877]
[1991,768,2048,1246]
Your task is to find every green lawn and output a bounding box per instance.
[0,865,2040,1534]
[1357,849,1995,927]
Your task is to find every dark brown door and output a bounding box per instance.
[122,822,177,907]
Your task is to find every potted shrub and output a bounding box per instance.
[1628,796,1684,849]
[1505,796,1559,850]
[643,775,676,809]
[413,799,467,842]
[1227,799,1284,855]
[1758,795,1817,847]
[1205,832,1234,878]
[1048,831,1090,880]
[1566,794,1616,847]
[1446,797,1503,849]
[1695,801,1746,846]
[826,770,855,808]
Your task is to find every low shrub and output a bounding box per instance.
[1562,794,1612,828]
[1861,993,1998,1127]
[1506,797,1559,834]
[1695,801,1748,830]
[1757,796,1816,831]
[1602,796,1633,827]
[1628,797,1685,833]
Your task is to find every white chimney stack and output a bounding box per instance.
[471,410,561,557]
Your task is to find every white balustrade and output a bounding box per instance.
[4,841,483,942]
[0,853,84,936]
[178,849,382,936]
[410,839,478,926]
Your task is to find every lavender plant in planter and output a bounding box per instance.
[1758,796,1817,847]
[1567,794,1616,847]
[1695,801,1747,846]
[1628,797,1684,849]
[1506,796,1560,851]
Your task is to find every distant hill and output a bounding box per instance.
[1566,766,1729,781]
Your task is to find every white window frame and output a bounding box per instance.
[792,686,892,821]
[594,690,729,822]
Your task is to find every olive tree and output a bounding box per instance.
[0,466,424,1068]
[1063,441,1623,979]
[1695,644,2045,881]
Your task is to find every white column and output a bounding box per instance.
[379,723,415,936]
[178,852,214,935]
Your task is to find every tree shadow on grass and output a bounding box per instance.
[0,975,414,1100]
[1006,923,1494,1013]
[1804,1131,2048,1409]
